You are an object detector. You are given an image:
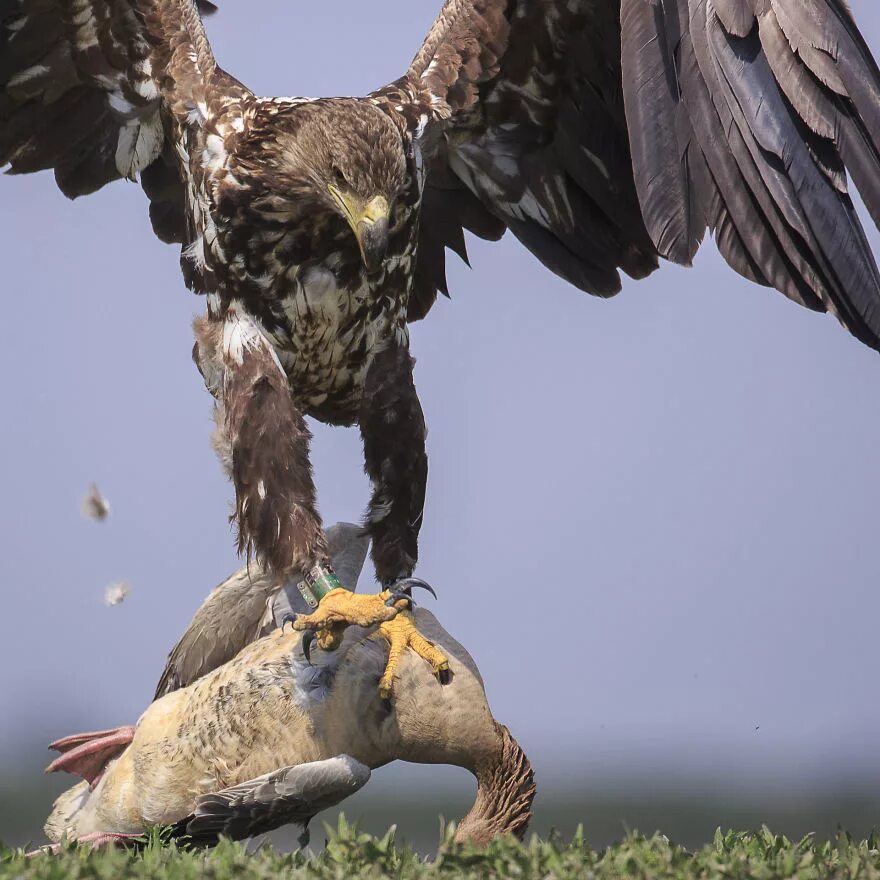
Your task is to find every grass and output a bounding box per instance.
[3,819,880,879]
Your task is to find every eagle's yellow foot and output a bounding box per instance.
[290,587,403,656]
[288,578,447,700]
[375,610,450,703]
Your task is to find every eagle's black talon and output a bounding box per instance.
[394,578,437,600]
[385,591,412,609]
[301,631,316,665]
[381,697,393,713]
[438,668,452,686]
[281,613,297,633]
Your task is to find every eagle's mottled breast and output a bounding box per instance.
[185,98,421,425]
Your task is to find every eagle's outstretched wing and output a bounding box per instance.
[0,0,244,253]
[384,0,880,352]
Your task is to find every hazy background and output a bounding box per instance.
[1,0,880,852]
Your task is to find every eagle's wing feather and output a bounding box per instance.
[381,0,658,321]
[386,0,880,351]
[0,0,244,246]
[621,0,880,348]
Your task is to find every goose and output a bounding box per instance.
[41,525,534,851]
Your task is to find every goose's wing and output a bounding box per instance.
[153,565,279,700]
[377,0,880,351]
[154,523,370,699]
[178,756,371,845]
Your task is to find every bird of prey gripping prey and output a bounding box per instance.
[3,0,880,697]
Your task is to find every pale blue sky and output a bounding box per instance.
[1,0,879,804]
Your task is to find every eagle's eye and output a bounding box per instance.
[332,166,347,187]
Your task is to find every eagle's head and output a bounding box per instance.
[265,99,409,274]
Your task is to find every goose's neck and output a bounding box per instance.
[455,723,536,845]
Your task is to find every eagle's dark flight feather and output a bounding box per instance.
[393,0,880,349]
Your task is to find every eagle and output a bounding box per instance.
[3,0,880,698]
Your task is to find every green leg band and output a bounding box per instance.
[297,563,342,608]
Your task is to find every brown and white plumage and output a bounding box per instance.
[2,0,433,664]
[3,1,880,669]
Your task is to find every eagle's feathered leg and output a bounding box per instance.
[360,343,449,700]
[292,342,448,699]
[196,314,432,693]
[359,343,427,585]
[194,311,329,575]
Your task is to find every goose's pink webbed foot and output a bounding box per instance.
[46,725,136,789]
[26,831,142,857]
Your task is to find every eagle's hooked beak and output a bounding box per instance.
[329,187,390,274]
